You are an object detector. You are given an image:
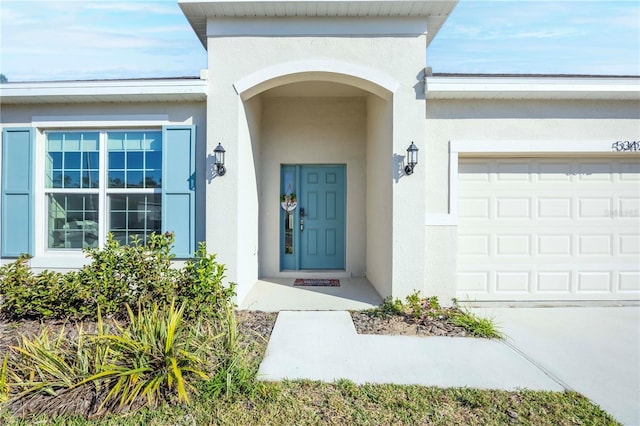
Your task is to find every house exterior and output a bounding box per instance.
[1,0,639,306]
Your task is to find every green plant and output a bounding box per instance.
[4,302,214,418]
[89,301,210,411]
[0,256,91,320]
[80,233,179,317]
[201,306,258,399]
[0,354,9,403]
[405,291,423,319]
[365,296,404,318]
[450,309,502,339]
[176,242,236,320]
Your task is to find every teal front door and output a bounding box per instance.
[280,165,346,270]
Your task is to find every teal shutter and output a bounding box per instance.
[162,125,196,258]
[1,128,34,257]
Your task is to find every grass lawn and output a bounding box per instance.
[0,379,620,425]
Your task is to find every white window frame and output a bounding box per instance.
[31,115,172,268]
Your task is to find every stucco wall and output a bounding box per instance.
[0,101,207,271]
[424,98,640,303]
[205,30,427,300]
[366,94,393,298]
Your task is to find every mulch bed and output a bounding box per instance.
[0,309,469,359]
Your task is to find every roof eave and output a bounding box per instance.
[0,79,208,105]
[425,76,640,101]
[179,0,458,48]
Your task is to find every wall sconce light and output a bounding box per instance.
[404,142,419,175]
[214,143,226,176]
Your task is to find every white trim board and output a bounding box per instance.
[32,115,173,128]
[450,139,628,154]
[426,139,640,226]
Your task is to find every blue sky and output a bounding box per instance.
[0,0,638,82]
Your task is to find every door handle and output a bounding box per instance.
[300,219,304,232]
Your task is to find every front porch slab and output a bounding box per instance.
[239,277,382,311]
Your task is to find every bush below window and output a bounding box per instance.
[0,233,234,321]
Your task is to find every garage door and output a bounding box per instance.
[457,157,640,301]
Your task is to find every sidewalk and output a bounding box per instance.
[257,311,563,391]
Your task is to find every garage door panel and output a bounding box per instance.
[496,235,531,256]
[538,198,572,218]
[457,157,640,302]
[577,272,611,292]
[619,235,639,255]
[578,235,612,255]
[496,198,531,218]
[619,272,640,292]
[458,198,490,218]
[538,234,572,255]
[578,198,612,218]
[537,272,572,293]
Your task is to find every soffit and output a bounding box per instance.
[179,0,457,46]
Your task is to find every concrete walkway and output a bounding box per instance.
[258,311,562,391]
[258,308,640,425]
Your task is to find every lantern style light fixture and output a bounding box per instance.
[214,143,226,176]
[404,142,419,175]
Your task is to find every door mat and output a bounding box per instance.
[294,278,340,287]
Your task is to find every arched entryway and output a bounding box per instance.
[235,63,395,303]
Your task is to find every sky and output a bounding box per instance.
[0,0,638,82]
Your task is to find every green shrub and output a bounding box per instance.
[0,256,91,319]
[80,233,179,317]
[0,233,235,322]
[176,242,236,320]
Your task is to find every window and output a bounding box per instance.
[1,124,194,258]
[45,130,162,249]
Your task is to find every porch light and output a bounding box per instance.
[404,142,419,175]
[214,143,226,176]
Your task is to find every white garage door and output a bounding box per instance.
[457,157,640,301]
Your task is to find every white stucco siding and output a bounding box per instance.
[206,30,427,299]
[425,98,640,303]
[366,94,393,298]
[0,101,207,271]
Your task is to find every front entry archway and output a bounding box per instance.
[280,164,346,271]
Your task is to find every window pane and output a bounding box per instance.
[109,151,125,169]
[64,152,81,169]
[127,151,144,169]
[83,152,98,169]
[48,194,99,249]
[63,171,81,188]
[145,170,161,188]
[82,171,99,189]
[48,152,63,169]
[107,131,162,189]
[51,171,63,188]
[145,151,162,169]
[108,194,161,245]
[46,132,99,190]
[108,132,125,150]
[126,171,144,188]
[108,170,125,188]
